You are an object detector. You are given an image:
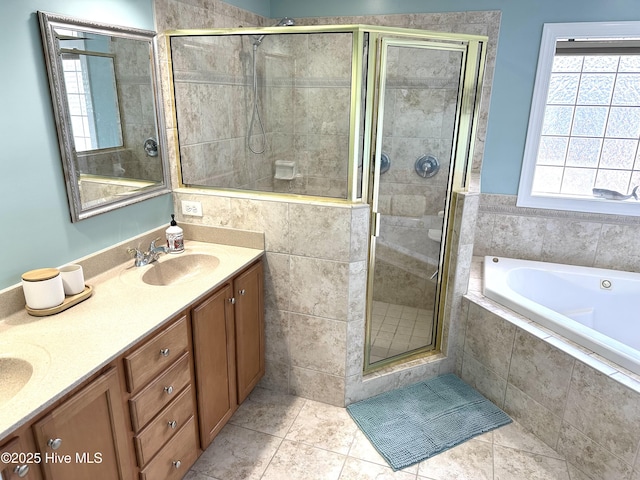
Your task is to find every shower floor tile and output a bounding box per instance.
[369,302,434,362]
[185,387,577,480]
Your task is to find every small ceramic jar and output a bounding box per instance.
[22,268,65,310]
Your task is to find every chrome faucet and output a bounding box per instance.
[127,238,167,267]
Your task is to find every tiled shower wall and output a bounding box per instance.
[155,0,499,406]
[78,37,162,181]
[373,46,461,310]
[171,27,353,197]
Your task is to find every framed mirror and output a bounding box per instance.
[38,11,170,222]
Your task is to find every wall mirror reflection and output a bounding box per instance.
[38,11,170,222]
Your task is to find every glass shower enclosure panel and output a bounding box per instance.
[170,31,358,200]
[366,38,466,366]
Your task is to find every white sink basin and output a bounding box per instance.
[141,254,220,286]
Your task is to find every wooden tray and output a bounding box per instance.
[25,285,93,317]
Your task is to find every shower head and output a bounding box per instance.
[275,17,295,26]
[253,17,296,47]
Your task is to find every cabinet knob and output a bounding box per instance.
[164,386,174,395]
[168,420,177,429]
[173,460,181,469]
[47,438,62,450]
[160,348,170,357]
[228,297,236,304]
[239,289,246,295]
[14,464,30,477]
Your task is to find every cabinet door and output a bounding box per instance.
[0,430,43,480]
[234,260,265,403]
[192,283,237,449]
[32,368,133,480]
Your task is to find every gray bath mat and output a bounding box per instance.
[346,374,512,471]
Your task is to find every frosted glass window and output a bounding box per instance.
[547,74,579,104]
[537,136,568,165]
[565,137,602,167]
[600,139,637,169]
[612,74,640,105]
[606,107,640,138]
[576,74,615,105]
[571,106,608,136]
[541,106,573,135]
[532,165,563,192]
[531,53,640,200]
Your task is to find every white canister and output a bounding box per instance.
[59,264,85,295]
[22,268,65,310]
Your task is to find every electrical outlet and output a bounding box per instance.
[181,200,203,217]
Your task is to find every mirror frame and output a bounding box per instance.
[38,11,170,222]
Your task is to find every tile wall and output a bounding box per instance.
[474,193,640,271]
[461,284,640,480]
[468,194,640,479]
[156,0,500,406]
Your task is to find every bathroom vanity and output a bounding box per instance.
[0,233,264,480]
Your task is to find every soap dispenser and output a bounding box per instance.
[165,214,184,253]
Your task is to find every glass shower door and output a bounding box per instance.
[365,37,467,367]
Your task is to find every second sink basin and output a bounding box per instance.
[0,343,50,408]
[0,358,33,406]
[142,254,220,286]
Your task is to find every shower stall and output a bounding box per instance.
[166,24,486,372]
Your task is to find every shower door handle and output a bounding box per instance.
[373,211,381,237]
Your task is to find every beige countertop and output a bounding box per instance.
[0,239,263,441]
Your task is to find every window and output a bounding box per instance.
[62,53,96,151]
[518,22,640,216]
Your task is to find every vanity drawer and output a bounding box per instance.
[138,415,198,480]
[129,352,191,431]
[134,384,195,467]
[124,315,189,393]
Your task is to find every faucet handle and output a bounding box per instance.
[127,246,142,257]
[149,237,162,250]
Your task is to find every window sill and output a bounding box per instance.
[516,192,640,217]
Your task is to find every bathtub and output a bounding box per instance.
[482,256,640,376]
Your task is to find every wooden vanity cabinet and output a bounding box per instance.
[0,427,43,480]
[192,259,265,449]
[234,260,265,404]
[2,255,264,480]
[192,282,237,449]
[32,367,133,480]
[124,315,198,480]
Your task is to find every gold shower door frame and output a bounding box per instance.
[363,32,486,373]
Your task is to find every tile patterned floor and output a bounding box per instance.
[185,387,590,480]
[370,301,434,362]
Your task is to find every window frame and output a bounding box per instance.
[517,21,640,216]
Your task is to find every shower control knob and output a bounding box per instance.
[414,154,440,178]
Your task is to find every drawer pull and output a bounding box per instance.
[47,438,62,450]
[164,386,174,395]
[14,464,29,477]
[239,289,246,295]
[228,297,236,304]
[168,420,178,429]
[160,348,170,357]
[173,460,181,469]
